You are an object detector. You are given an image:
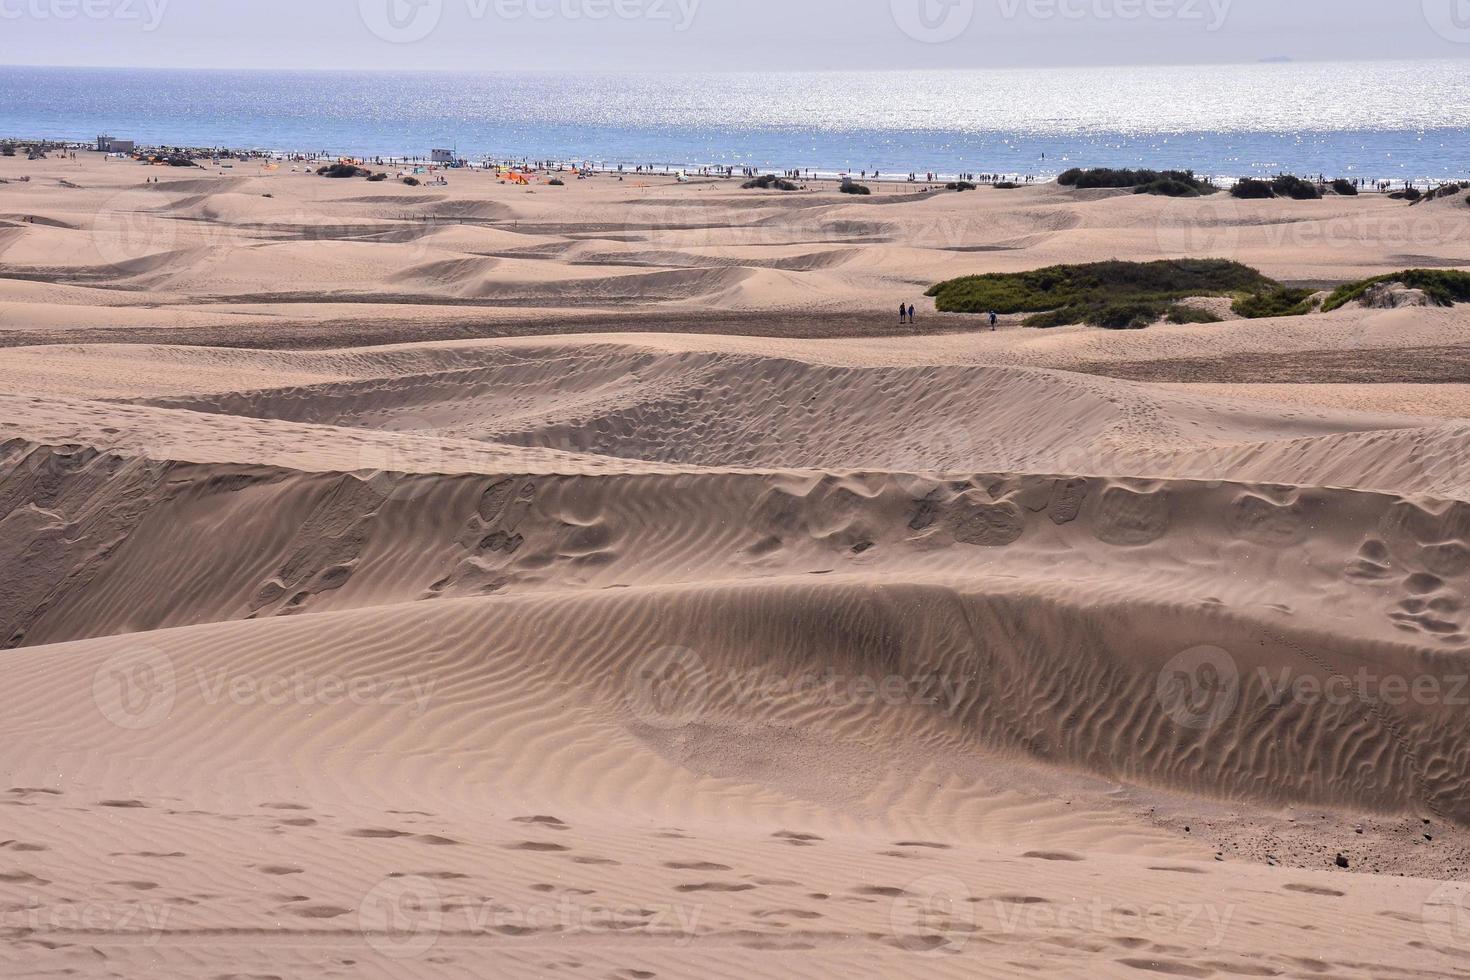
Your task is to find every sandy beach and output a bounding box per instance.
[3,152,1470,978]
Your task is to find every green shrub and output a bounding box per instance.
[1228,175,1322,200]
[946,181,977,191]
[1166,305,1224,324]
[1231,178,1275,199]
[1058,167,1215,196]
[1232,287,1316,318]
[1414,181,1470,204]
[1271,175,1321,200]
[1389,188,1422,202]
[402,176,420,186]
[547,178,565,186]
[366,172,388,182]
[743,174,798,191]
[318,163,370,178]
[927,259,1276,317]
[1330,178,1358,196]
[1089,301,1171,330]
[1321,269,1470,311]
[993,181,1018,189]
[839,182,871,195]
[1024,301,1219,330]
[0,144,13,157]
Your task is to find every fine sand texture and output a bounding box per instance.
[3,154,1470,979]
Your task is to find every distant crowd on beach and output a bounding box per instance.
[4,138,1463,195]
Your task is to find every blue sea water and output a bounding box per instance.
[3,61,1469,179]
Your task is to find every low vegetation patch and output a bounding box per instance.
[366,172,388,182]
[839,181,871,195]
[1230,178,1275,199]
[1321,269,1470,312]
[1166,305,1224,324]
[318,163,371,179]
[946,181,976,191]
[1058,167,1217,197]
[1412,181,1470,205]
[993,181,1019,189]
[926,258,1289,329]
[402,176,420,186]
[1330,178,1358,196]
[1230,175,1321,200]
[547,177,565,186]
[743,174,798,191]
[1231,287,1317,319]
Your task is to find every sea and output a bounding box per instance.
[3,60,1469,181]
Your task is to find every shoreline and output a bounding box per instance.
[7,136,1469,191]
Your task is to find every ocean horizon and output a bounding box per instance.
[3,60,1469,179]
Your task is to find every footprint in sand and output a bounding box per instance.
[1022,850,1085,862]
[1283,884,1345,897]
[290,904,351,919]
[506,841,571,852]
[1117,958,1214,977]
[513,815,571,831]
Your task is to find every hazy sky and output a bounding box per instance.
[3,0,1469,71]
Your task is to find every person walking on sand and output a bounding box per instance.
[989,310,999,331]
[900,301,909,325]
[908,303,917,327]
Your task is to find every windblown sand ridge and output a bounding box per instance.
[3,154,1470,978]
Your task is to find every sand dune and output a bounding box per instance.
[3,154,1470,979]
